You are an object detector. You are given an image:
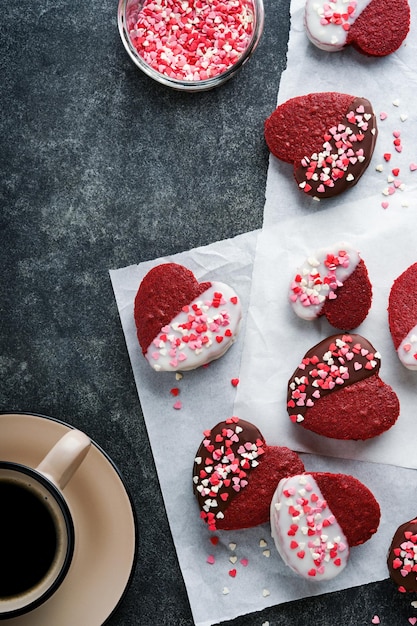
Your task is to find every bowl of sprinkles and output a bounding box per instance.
[118,0,264,91]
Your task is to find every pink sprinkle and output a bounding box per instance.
[206,554,215,564]
[410,163,417,171]
[379,112,388,120]
[126,0,255,82]
[381,201,389,209]
[173,400,182,410]
[409,619,417,626]
[371,617,380,625]
[240,558,249,566]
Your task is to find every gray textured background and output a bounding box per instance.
[0,0,412,623]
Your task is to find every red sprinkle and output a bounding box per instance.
[231,378,239,387]
[170,387,180,396]
[126,0,255,82]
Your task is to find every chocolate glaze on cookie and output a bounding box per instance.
[193,418,266,531]
[388,518,417,592]
[294,97,377,198]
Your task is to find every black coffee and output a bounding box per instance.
[0,479,57,598]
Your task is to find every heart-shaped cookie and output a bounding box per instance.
[270,471,380,580]
[387,517,417,592]
[264,92,377,199]
[305,0,410,56]
[388,262,417,370]
[193,417,305,531]
[287,333,400,439]
[289,242,372,329]
[134,263,242,371]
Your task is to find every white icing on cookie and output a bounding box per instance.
[304,0,373,52]
[397,325,417,370]
[145,282,242,372]
[289,242,360,320]
[270,474,349,580]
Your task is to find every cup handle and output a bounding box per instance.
[36,430,91,490]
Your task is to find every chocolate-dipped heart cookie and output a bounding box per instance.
[289,242,372,330]
[305,0,410,56]
[287,333,399,439]
[264,92,377,199]
[134,263,242,372]
[193,417,305,531]
[270,472,380,580]
[388,262,417,371]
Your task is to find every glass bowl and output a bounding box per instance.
[117,0,264,92]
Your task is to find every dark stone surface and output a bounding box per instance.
[0,0,414,624]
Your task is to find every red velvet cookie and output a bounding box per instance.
[387,517,417,592]
[388,263,417,370]
[134,263,242,371]
[287,333,400,440]
[305,0,410,56]
[193,417,305,531]
[289,242,372,329]
[270,471,380,580]
[264,92,377,198]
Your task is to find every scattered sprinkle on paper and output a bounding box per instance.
[262,589,270,598]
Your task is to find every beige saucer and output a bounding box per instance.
[0,412,137,625]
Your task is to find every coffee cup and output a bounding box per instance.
[0,429,91,619]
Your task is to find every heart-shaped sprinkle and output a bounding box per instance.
[228,569,237,578]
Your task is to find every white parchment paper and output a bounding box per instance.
[263,0,417,225]
[234,202,417,467]
[110,230,417,626]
